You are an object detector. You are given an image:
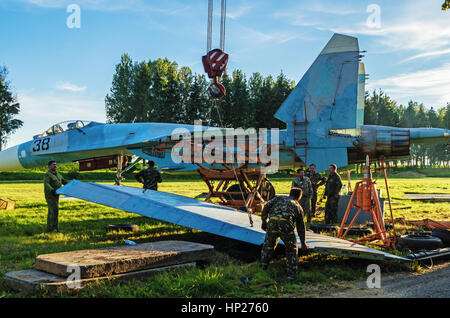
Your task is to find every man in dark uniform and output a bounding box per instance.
[306,164,327,217]
[260,187,308,280]
[324,164,343,224]
[291,168,313,223]
[135,160,162,191]
[44,161,68,232]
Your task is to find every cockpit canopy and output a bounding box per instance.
[38,120,92,138]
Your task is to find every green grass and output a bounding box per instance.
[0,174,448,298]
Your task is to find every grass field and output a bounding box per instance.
[0,174,448,298]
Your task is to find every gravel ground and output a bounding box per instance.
[323,261,450,298]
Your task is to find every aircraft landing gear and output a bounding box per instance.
[114,156,142,186]
[115,155,124,185]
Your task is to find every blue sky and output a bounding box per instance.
[1,0,450,147]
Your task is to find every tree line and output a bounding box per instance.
[105,54,294,129]
[0,66,23,151]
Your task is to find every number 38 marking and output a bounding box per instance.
[33,138,51,152]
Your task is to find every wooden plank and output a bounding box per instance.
[0,198,15,210]
[35,241,213,279]
[403,194,450,201]
[5,263,195,293]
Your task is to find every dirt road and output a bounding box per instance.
[323,261,450,298]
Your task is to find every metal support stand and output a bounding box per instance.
[197,164,270,214]
[115,155,124,186]
[337,156,397,248]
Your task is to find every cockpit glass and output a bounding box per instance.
[39,120,92,137]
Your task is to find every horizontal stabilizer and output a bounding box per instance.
[57,181,409,261]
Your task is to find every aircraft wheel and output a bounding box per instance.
[397,234,444,251]
[225,184,246,201]
[260,179,276,202]
[431,228,450,247]
[309,224,339,234]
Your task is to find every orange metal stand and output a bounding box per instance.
[197,164,268,213]
[337,157,396,248]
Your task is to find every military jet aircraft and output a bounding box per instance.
[1,33,448,175]
[1,33,448,262]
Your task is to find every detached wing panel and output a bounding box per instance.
[57,181,409,261]
[58,180,265,245]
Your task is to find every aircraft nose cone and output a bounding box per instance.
[0,145,23,171]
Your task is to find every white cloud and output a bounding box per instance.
[321,0,450,54]
[17,92,105,120]
[306,2,361,16]
[55,82,87,92]
[400,48,450,63]
[238,26,303,45]
[273,1,362,27]
[227,3,253,20]
[328,20,450,52]
[368,63,450,107]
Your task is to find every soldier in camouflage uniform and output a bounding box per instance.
[324,164,343,224]
[260,188,308,279]
[135,161,162,191]
[292,168,313,223]
[306,164,327,217]
[44,161,68,232]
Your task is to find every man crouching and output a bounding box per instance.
[260,187,309,280]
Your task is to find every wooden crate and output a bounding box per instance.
[0,198,16,210]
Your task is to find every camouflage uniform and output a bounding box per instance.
[260,196,306,278]
[324,172,343,224]
[135,167,162,190]
[306,171,327,217]
[292,176,313,222]
[43,170,67,232]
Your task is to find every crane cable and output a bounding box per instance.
[207,0,226,52]
[220,0,226,51]
[207,0,213,53]
[211,98,254,228]
[205,1,252,226]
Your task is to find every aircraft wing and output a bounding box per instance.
[57,181,409,262]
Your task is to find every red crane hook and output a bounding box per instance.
[202,0,229,99]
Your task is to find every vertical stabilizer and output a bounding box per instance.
[275,34,361,171]
[275,33,360,129]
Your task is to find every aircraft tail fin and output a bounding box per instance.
[275,33,361,130]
